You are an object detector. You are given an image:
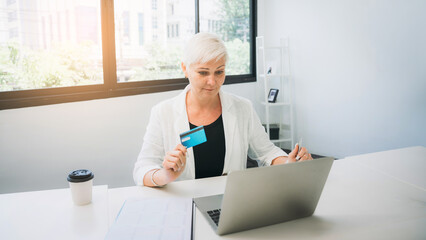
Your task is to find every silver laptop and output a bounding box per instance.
[193,157,334,235]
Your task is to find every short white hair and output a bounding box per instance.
[183,32,228,69]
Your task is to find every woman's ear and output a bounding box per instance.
[181,62,188,78]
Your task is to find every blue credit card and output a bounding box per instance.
[180,126,207,148]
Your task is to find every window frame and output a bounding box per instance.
[0,0,257,110]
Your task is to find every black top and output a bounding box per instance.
[189,115,226,179]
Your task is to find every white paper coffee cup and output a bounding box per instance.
[67,169,94,205]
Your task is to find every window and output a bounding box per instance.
[121,11,131,45]
[42,16,46,48]
[9,28,18,39]
[0,0,256,110]
[200,0,251,75]
[8,12,17,22]
[171,23,175,37]
[0,0,103,95]
[65,10,70,40]
[152,0,157,10]
[138,13,144,46]
[152,16,158,29]
[49,15,53,41]
[57,12,62,41]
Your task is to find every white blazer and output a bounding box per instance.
[133,85,287,185]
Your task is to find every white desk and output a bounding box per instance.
[108,147,426,239]
[0,185,109,240]
[344,146,426,190]
[1,147,425,239]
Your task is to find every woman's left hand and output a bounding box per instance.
[286,144,313,163]
[271,144,313,165]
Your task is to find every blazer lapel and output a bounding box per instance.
[173,85,196,179]
[220,90,237,175]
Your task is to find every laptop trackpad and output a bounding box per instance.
[194,194,223,212]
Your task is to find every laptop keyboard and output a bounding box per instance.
[207,209,221,226]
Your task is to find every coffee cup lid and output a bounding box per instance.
[67,169,94,183]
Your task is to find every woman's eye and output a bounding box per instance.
[198,71,208,76]
[215,70,224,75]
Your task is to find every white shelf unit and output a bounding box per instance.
[256,36,295,149]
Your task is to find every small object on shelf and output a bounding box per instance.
[256,36,294,148]
[262,124,280,140]
[268,88,279,103]
[266,61,277,75]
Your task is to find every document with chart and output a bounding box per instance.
[106,197,193,240]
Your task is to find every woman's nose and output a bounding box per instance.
[206,74,215,85]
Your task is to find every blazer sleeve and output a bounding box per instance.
[247,101,287,166]
[133,105,165,186]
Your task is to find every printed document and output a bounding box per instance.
[106,197,193,240]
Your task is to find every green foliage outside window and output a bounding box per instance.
[0,41,102,91]
[129,43,183,81]
[225,39,250,75]
[218,0,250,75]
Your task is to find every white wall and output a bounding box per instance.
[0,83,257,194]
[259,0,426,158]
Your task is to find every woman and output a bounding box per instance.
[133,32,312,187]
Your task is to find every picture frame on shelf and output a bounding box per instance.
[268,88,279,103]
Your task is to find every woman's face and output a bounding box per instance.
[182,57,226,99]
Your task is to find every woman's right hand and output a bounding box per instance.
[162,144,187,182]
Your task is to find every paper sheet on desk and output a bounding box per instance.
[106,197,193,240]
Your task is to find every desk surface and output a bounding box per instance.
[344,146,426,190]
[107,154,426,239]
[0,185,109,240]
[1,146,425,239]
